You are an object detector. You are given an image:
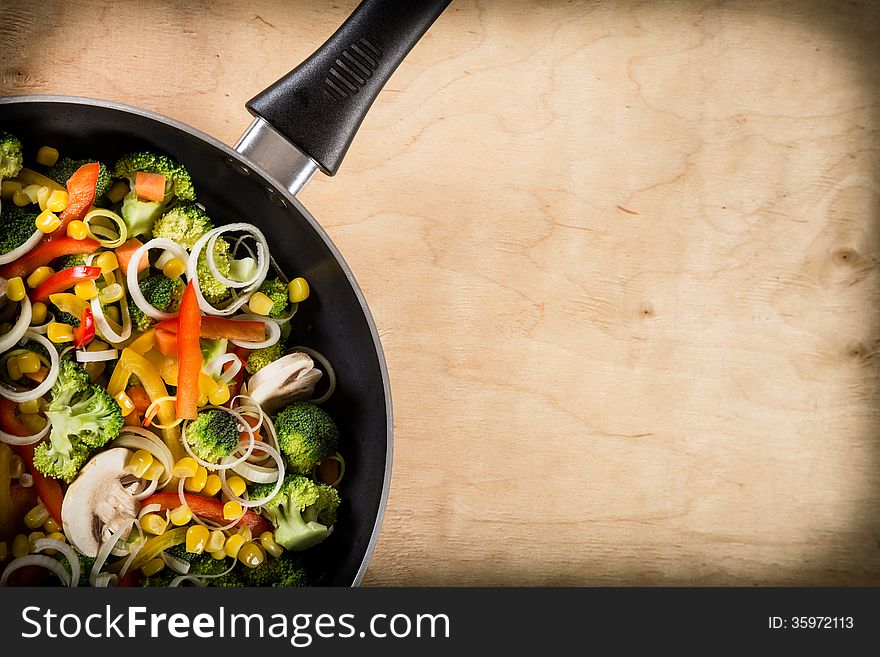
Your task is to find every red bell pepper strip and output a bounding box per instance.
[0,398,64,526]
[72,306,96,348]
[140,492,272,535]
[0,237,101,280]
[31,265,102,303]
[47,162,99,241]
[155,316,266,342]
[176,281,202,420]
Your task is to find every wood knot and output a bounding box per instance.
[832,247,860,266]
[845,342,869,363]
[639,302,655,318]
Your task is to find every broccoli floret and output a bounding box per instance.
[274,402,339,475]
[246,343,283,375]
[33,360,123,482]
[46,158,111,198]
[251,475,337,552]
[258,278,289,319]
[142,551,245,587]
[195,237,232,304]
[140,273,184,312]
[240,553,309,587]
[113,151,196,237]
[127,300,152,333]
[183,409,239,463]
[54,254,85,270]
[0,132,23,179]
[52,310,81,327]
[0,205,37,254]
[152,202,213,249]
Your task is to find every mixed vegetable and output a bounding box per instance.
[0,132,344,587]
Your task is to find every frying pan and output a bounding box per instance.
[0,0,451,586]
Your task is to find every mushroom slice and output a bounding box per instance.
[246,352,322,414]
[61,448,140,558]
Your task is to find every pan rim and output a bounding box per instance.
[0,93,393,588]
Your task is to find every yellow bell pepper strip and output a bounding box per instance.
[127,327,156,355]
[176,281,201,420]
[48,292,90,317]
[108,348,184,462]
[14,167,66,192]
[108,526,187,573]
[32,265,102,302]
[47,162,99,242]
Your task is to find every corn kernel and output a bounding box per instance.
[172,457,198,479]
[74,280,98,300]
[46,531,65,544]
[5,357,22,381]
[98,282,124,304]
[226,476,246,497]
[18,399,40,415]
[37,186,52,211]
[66,220,89,240]
[186,525,210,554]
[140,513,168,535]
[1,180,21,200]
[46,189,69,212]
[12,189,30,206]
[236,526,252,543]
[206,530,225,553]
[169,505,193,526]
[30,301,48,325]
[203,474,222,497]
[288,277,310,303]
[124,449,153,477]
[47,322,75,343]
[259,531,284,558]
[238,542,265,569]
[20,414,46,433]
[26,266,54,289]
[43,518,61,534]
[11,534,30,558]
[140,558,165,577]
[0,541,7,562]
[161,257,187,280]
[184,466,208,493]
[222,501,243,521]
[5,277,26,302]
[105,306,121,324]
[247,292,274,316]
[142,460,165,481]
[35,146,59,167]
[208,383,230,406]
[106,180,129,204]
[211,549,227,561]
[24,504,49,530]
[35,209,61,233]
[94,251,119,274]
[27,531,46,551]
[16,351,41,375]
[223,533,245,558]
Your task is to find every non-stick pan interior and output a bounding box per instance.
[0,98,391,587]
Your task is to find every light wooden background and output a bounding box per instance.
[2,0,879,585]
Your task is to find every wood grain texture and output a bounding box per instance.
[2,0,879,585]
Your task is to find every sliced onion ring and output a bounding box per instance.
[228,313,281,350]
[177,478,242,531]
[127,238,189,320]
[1,554,71,587]
[220,440,285,508]
[76,348,119,363]
[161,550,191,574]
[91,527,128,586]
[93,572,118,587]
[33,538,80,587]
[170,559,237,587]
[133,478,159,500]
[29,311,55,335]
[291,345,337,405]
[0,227,42,266]
[0,331,59,403]
[0,294,32,354]
[112,428,175,488]
[0,413,51,446]
[84,208,127,248]
[203,352,242,384]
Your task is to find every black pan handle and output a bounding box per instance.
[246,0,451,177]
